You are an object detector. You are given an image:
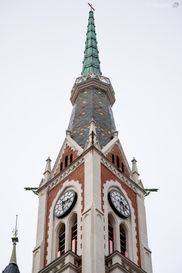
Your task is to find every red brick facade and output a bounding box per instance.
[101,163,141,266]
[106,144,129,177]
[44,163,84,266]
[54,145,78,176]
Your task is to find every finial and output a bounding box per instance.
[88,2,95,11]
[10,215,19,264]
[43,157,51,174]
[131,157,140,183]
[43,157,52,182]
[12,215,19,243]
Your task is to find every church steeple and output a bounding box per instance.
[32,7,153,273]
[81,9,102,77]
[68,9,116,149]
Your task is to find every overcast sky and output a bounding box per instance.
[0,0,182,272]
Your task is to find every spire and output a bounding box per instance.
[3,216,20,273]
[9,240,18,265]
[81,8,102,77]
[10,215,19,265]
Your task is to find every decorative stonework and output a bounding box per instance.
[48,157,84,191]
[105,251,146,273]
[101,157,137,192]
[52,142,79,177]
[102,180,138,262]
[39,251,81,273]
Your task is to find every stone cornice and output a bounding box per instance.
[70,77,115,106]
[105,250,146,273]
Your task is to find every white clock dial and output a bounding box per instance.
[54,190,77,218]
[108,190,131,219]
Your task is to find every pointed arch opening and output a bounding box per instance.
[112,154,115,165]
[108,214,116,255]
[69,213,77,254]
[121,162,125,173]
[65,155,68,168]
[58,223,65,257]
[120,224,127,256]
[70,153,73,164]
[116,155,120,169]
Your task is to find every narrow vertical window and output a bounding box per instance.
[65,155,68,168]
[120,225,126,256]
[58,224,65,256]
[112,154,115,164]
[108,223,114,255]
[121,162,125,173]
[71,222,77,254]
[116,156,120,169]
[60,162,63,171]
[70,153,73,164]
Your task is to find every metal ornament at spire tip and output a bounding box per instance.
[88,2,95,11]
[12,215,19,243]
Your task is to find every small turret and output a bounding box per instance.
[131,157,140,183]
[3,216,20,273]
[43,157,52,182]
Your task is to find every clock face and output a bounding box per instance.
[54,190,77,218]
[108,190,131,219]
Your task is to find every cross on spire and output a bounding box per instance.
[12,214,19,243]
[88,2,95,11]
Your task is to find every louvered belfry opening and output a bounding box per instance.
[58,224,65,256]
[108,223,114,255]
[71,221,77,254]
[120,225,126,256]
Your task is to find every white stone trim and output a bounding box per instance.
[101,157,137,192]
[103,180,138,265]
[101,135,118,154]
[136,192,153,273]
[32,188,48,273]
[46,180,82,264]
[47,157,84,191]
[51,137,83,177]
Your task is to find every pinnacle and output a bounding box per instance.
[81,10,102,77]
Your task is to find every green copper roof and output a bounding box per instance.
[81,10,102,77]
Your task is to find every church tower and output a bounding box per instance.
[32,8,153,273]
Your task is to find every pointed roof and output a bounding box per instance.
[3,217,20,273]
[3,238,20,273]
[81,10,102,77]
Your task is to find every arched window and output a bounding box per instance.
[121,162,125,173]
[65,155,68,168]
[108,214,116,255]
[120,225,126,256]
[112,154,115,164]
[116,156,120,169]
[108,222,114,255]
[70,154,73,164]
[58,224,65,257]
[70,214,77,254]
[60,162,63,171]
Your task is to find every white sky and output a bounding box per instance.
[0,0,182,272]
